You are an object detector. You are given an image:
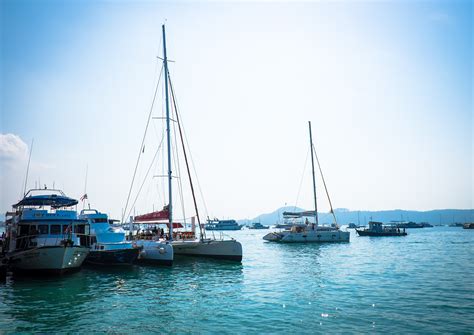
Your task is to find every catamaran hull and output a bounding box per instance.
[134,240,173,266]
[263,230,350,243]
[8,246,89,273]
[172,239,243,262]
[85,248,140,266]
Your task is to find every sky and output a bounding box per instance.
[0,0,472,221]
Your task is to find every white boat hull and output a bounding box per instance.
[263,229,350,243]
[172,239,242,262]
[8,246,89,273]
[205,226,242,231]
[135,240,173,266]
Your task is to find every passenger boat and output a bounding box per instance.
[122,25,242,263]
[3,189,91,274]
[78,209,140,265]
[248,222,269,229]
[356,221,407,236]
[463,223,474,229]
[263,122,350,243]
[205,219,243,231]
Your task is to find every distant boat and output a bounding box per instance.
[248,222,269,230]
[348,223,364,229]
[263,121,350,243]
[205,218,243,231]
[356,221,407,237]
[274,222,295,229]
[393,221,424,229]
[449,223,464,227]
[420,222,433,228]
[463,223,474,229]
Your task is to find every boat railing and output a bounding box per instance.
[10,233,92,251]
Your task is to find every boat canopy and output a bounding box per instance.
[14,189,78,209]
[282,210,318,218]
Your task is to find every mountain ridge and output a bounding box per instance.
[238,207,474,226]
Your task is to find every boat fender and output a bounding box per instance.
[159,247,166,254]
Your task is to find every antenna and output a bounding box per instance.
[23,138,34,196]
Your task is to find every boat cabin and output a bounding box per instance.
[368,221,384,232]
[5,189,91,251]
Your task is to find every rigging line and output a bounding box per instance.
[122,64,164,223]
[168,71,205,239]
[293,147,310,212]
[167,71,209,219]
[126,137,164,222]
[312,144,338,226]
[170,99,187,227]
[22,138,34,197]
[161,75,166,205]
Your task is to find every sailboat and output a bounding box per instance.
[125,25,242,262]
[263,122,350,243]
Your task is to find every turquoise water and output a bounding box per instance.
[1,227,473,333]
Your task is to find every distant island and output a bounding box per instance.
[239,207,474,227]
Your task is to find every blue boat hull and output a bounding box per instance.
[85,248,140,266]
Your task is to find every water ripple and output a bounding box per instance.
[0,227,473,333]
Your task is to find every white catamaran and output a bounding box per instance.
[263,122,350,243]
[123,25,242,263]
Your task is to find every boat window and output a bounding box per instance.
[19,225,29,236]
[94,218,108,223]
[74,225,86,234]
[51,225,61,235]
[38,225,49,234]
[29,225,37,234]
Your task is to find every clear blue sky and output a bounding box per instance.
[1,0,472,220]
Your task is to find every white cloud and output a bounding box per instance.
[0,133,28,161]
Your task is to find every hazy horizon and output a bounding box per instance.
[1,1,472,220]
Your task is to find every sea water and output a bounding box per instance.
[0,227,473,333]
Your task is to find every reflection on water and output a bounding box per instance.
[1,227,473,333]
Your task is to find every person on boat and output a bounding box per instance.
[160,228,164,238]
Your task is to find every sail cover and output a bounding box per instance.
[133,205,184,228]
[134,205,169,222]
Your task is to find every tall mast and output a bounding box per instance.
[308,121,319,227]
[162,24,173,240]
